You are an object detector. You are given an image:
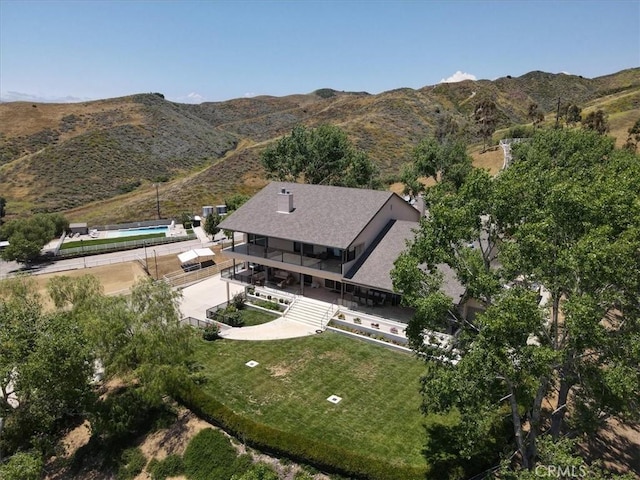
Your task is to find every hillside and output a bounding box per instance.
[1,68,639,223]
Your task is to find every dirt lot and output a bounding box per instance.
[32,262,148,309]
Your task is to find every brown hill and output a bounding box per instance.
[1,68,638,223]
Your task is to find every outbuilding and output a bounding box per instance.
[69,223,89,235]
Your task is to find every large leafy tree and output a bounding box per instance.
[0,277,95,461]
[401,136,473,198]
[260,124,381,189]
[393,129,640,477]
[0,213,68,264]
[1,275,196,470]
[69,277,196,402]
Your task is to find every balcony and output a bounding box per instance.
[224,243,342,274]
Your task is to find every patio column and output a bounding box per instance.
[226,281,230,302]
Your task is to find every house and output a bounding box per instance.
[218,182,471,326]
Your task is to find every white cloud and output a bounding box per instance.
[560,71,571,75]
[243,92,257,98]
[0,91,91,103]
[440,71,477,83]
[170,92,206,104]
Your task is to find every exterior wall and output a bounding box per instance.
[342,195,420,273]
[268,237,293,250]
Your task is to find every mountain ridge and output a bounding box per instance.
[1,67,638,223]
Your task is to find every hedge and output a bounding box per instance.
[170,381,428,480]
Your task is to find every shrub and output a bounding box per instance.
[0,451,43,480]
[147,454,184,480]
[232,292,246,310]
[183,428,244,480]
[224,309,245,327]
[116,447,146,480]
[203,323,221,341]
[93,388,160,444]
[231,462,279,480]
[254,300,281,311]
[171,382,426,480]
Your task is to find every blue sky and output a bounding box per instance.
[1,0,638,103]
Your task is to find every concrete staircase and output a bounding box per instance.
[284,296,335,331]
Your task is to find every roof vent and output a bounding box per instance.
[277,189,294,213]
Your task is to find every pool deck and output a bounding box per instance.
[45,224,188,250]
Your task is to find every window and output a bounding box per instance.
[248,234,266,246]
[346,243,363,262]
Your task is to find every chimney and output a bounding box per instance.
[277,188,294,213]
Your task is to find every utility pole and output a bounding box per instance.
[155,183,161,219]
[154,249,158,279]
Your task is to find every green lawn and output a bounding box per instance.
[193,332,428,469]
[60,233,165,249]
[240,308,279,327]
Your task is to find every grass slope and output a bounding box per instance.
[194,332,428,469]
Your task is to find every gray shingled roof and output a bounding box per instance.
[346,220,417,292]
[347,220,466,303]
[218,182,399,249]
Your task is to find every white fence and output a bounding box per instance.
[56,234,196,257]
[163,260,234,288]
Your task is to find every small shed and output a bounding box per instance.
[69,223,89,235]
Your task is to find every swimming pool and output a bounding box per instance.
[106,226,169,239]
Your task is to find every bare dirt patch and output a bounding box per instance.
[267,363,292,377]
[580,418,640,477]
[470,146,503,175]
[32,261,147,309]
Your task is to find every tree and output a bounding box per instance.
[565,103,582,126]
[225,193,250,212]
[260,124,380,188]
[400,163,422,199]
[0,213,68,264]
[392,129,640,476]
[203,212,222,238]
[0,197,6,222]
[623,117,640,152]
[582,109,609,134]
[527,102,544,129]
[80,278,196,403]
[410,137,473,192]
[494,437,636,480]
[0,277,95,460]
[474,98,498,151]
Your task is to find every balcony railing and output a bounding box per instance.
[225,243,342,274]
